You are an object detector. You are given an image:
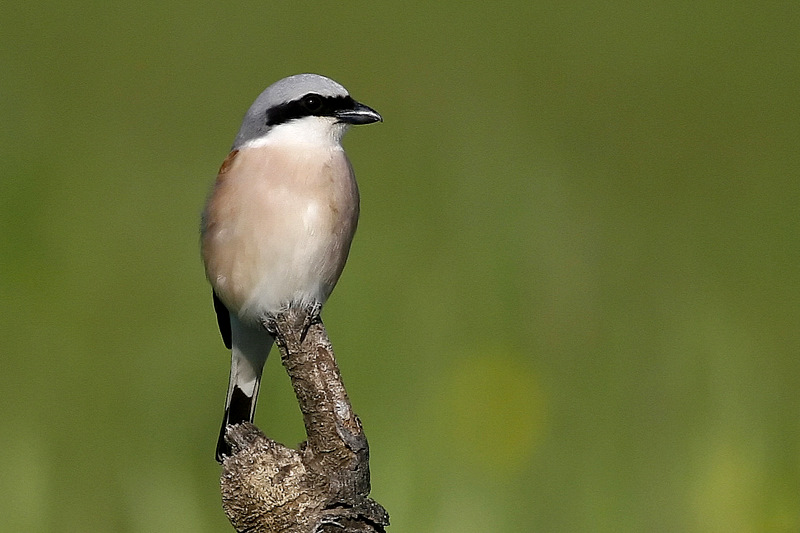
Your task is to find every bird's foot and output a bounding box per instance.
[261,301,322,345]
[300,301,322,341]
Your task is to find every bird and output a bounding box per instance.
[200,74,382,462]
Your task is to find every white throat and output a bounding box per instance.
[242,116,349,150]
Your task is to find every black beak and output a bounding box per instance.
[336,101,382,125]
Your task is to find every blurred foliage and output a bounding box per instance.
[2,1,799,532]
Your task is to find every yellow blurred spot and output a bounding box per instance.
[690,435,764,533]
[434,351,546,476]
[0,429,50,533]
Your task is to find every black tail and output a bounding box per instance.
[215,385,255,463]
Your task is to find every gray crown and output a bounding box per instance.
[232,74,350,149]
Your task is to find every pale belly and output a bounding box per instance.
[201,145,359,324]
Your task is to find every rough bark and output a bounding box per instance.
[220,307,389,532]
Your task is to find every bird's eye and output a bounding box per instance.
[301,94,324,113]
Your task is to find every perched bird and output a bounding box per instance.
[201,74,382,462]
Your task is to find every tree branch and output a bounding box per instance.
[220,306,389,532]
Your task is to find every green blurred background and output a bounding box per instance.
[2,2,799,531]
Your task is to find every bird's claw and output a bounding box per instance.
[261,301,321,344]
[300,301,322,341]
